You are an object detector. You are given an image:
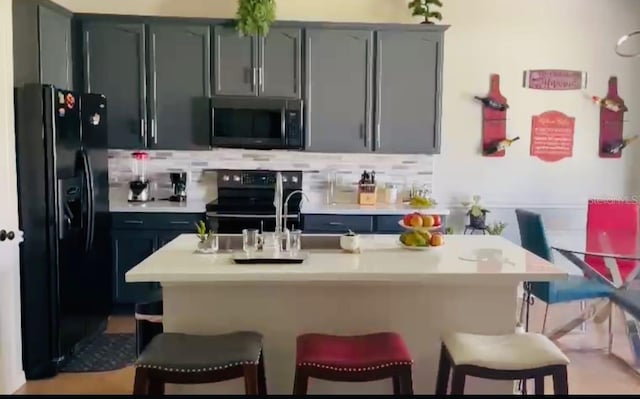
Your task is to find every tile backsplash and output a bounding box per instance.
[108,149,435,205]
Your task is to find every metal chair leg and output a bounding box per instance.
[580,300,587,333]
[608,305,614,353]
[541,303,550,334]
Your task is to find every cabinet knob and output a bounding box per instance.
[0,230,15,241]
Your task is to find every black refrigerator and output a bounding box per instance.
[14,84,112,379]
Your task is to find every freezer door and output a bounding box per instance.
[47,88,81,179]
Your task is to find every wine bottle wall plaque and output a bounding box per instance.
[478,74,509,157]
[598,76,627,159]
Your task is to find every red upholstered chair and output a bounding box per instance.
[293,332,413,395]
[585,200,639,282]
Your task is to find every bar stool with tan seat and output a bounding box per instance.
[435,331,570,395]
[133,331,267,395]
[293,332,414,395]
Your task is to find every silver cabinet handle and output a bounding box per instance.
[169,221,190,225]
[260,67,264,93]
[376,123,381,150]
[140,119,145,139]
[252,67,257,91]
[124,220,143,225]
[151,119,157,144]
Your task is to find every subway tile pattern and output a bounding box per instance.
[108,149,434,205]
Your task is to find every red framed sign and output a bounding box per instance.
[530,111,575,162]
[523,70,587,90]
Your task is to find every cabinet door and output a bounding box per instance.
[375,31,442,154]
[213,25,257,96]
[112,230,156,304]
[306,29,373,153]
[259,28,301,98]
[38,5,72,89]
[83,22,147,149]
[149,24,211,150]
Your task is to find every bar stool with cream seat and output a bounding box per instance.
[435,331,570,395]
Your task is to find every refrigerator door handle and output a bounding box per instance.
[82,150,96,252]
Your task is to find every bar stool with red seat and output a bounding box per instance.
[585,200,639,282]
[293,332,414,395]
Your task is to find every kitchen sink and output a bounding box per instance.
[215,234,342,251]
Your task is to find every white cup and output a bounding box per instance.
[340,234,360,252]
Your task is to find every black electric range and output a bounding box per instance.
[205,170,304,234]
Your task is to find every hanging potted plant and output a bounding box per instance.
[407,0,443,24]
[461,195,489,229]
[236,0,277,37]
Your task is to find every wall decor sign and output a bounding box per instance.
[530,111,575,162]
[598,76,627,158]
[523,69,587,90]
[477,74,510,157]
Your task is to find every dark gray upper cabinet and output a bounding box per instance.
[148,24,211,150]
[305,29,373,153]
[259,28,302,98]
[213,25,257,96]
[38,5,72,89]
[213,26,301,98]
[83,22,147,149]
[374,31,443,154]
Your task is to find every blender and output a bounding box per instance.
[128,151,151,202]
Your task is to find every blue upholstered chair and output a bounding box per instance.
[515,209,613,335]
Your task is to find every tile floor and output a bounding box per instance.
[15,301,640,394]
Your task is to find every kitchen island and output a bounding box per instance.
[126,234,566,395]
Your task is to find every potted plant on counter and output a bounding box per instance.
[195,221,217,253]
[462,195,489,229]
[486,221,508,236]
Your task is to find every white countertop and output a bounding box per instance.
[301,202,450,215]
[110,199,207,213]
[126,234,566,285]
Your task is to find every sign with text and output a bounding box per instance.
[523,70,587,90]
[530,111,575,162]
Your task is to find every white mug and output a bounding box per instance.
[340,234,360,252]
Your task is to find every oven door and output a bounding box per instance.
[206,212,301,234]
[211,97,287,149]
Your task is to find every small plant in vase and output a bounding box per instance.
[195,220,216,253]
[486,221,508,236]
[461,195,489,229]
[408,0,443,24]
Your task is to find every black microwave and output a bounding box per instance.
[211,96,304,150]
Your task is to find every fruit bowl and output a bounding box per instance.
[398,220,442,232]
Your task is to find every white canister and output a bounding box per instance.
[384,184,398,204]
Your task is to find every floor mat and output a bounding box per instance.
[60,333,136,373]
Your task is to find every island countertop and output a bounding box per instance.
[125,234,566,285]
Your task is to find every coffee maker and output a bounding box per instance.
[169,172,188,202]
[128,151,151,202]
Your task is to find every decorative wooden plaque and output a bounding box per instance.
[481,74,508,157]
[523,69,587,90]
[599,76,626,159]
[530,111,575,162]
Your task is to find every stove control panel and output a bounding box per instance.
[217,170,303,189]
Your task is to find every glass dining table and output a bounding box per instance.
[551,230,640,375]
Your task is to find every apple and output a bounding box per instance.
[430,233,444,247]
[409,213,423,228]
[403,214,414,226]
[432,215,442,227]
[422,215,435,228]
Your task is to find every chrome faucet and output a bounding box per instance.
[274,171,284,235]
[283,190,309,231]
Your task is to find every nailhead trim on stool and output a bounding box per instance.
[298,360,413,372]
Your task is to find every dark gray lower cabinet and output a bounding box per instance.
[148,23,211,150]
[374,31,443,154]
[305,29,373,153]
[112,230,157,305]
[303,214,445,234]
[112,212,204,304]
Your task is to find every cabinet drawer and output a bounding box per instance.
[112,213,204,230]
[375,215,404,233]
[303,215,373,233]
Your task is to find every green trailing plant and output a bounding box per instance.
[235,0,276,37]
[486,221,508,236]
[195,220,214,243]
[444,227,454,235]
[408,0,443,24]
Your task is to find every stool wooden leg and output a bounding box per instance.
[148,378,164,395]
[534,375,545,394]
[392,376,402,394]
[257,351,267,395]
[292,368,308,395]
[401,366,414,395]
[243,364,259,395]
[450,368,466,395]
[552,366,569,395]
[133,368,149,395]
[435,344,451,395]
